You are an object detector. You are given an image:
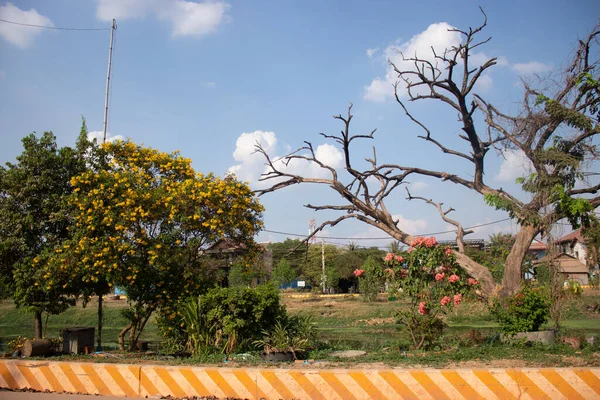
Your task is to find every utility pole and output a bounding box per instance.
[103,19,117,143]
[321,238,326,293]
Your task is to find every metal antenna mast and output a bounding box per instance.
[103,19,117,143]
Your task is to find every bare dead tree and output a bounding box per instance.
[405,188,473,254]
[255,12,600,297]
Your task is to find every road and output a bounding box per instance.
[0,392,132,400]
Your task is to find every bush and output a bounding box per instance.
[491,285,550,335]
[228,262,253,287]
[253,314,316,359]
[271,258,296,288]
[566,280,583,297]
[356,256,383,302]
[158,284,287,355]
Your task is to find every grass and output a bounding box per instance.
[2,290,600,367]
[0,298,159,352]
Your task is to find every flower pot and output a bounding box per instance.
[261,351,295,361]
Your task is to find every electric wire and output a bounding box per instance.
[0,18,110,31]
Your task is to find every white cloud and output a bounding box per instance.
[228,130,277,184]
[393,214,428,235]
[364,78,392,103]
[366,47,379,58]
[495,149,534,182]
[469,53,509,68]
[228,130,343,186]
[364,22,463,102]
[96,0,230,38]
[363,23,509,102]
[0,3,53,48]
[474,74,493,93]
[202,81,216,88]
[87,131,125,143]
[410,181,429,192]
[512,61,552,75]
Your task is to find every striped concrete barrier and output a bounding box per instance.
[1,360,600,399]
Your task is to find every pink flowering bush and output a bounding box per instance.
[356,257,384,302]
[381,236,479,349]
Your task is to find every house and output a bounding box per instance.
[556,229,588,266]
[202,239,273,286]
[533,253,589,285]
[528,239,547,260]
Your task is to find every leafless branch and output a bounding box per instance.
[405,187,473,253]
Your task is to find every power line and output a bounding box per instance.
[0,18,110,31]
[262,217,512,240]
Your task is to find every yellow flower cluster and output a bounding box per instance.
[62,140,263,311]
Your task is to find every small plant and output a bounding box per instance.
[565,280,583,297]
[8,336,28,354]
[491,285,550,335]
[253,317,314,360]
[590,274,600,290]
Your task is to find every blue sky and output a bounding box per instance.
[0,0,598,247]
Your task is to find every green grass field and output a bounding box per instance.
[0,298,160,352]
[2,291,600,367]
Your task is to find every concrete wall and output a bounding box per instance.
[2,360,600,399]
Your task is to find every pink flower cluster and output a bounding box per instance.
[435,272,446,281]
[418,302,429,315]
[453,293,462,306]
[440,296,451,306]
[448,274,460,283]
[353,269,364,277]
[411,236,438,248]
[384,253,405,263]
[445,247,453,256]
[468,278,479,285]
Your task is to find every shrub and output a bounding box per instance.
[253,315,316,359]
[566,280,583,297]
[271,258,296,288]
[379,237,479,349]
[356,256,383,302]
[158,284,287,355]
[228,262,253,288]
[491,285,550,335]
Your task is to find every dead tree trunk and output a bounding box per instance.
[22,339,52,357]
[501,224,539,296]
[454,251,496,295]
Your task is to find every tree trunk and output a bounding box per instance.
[22,339,53,357]
[34,311,43,339]
[501,224,539,296]
[97,295,103,351]
[118,324,132,351]
[454,251,496,297]
[129,323,137,352]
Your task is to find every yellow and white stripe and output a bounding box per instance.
[1,360,600,399]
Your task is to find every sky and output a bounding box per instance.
[0,0,598,249]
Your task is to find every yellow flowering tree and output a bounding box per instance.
[64,140,264,350]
